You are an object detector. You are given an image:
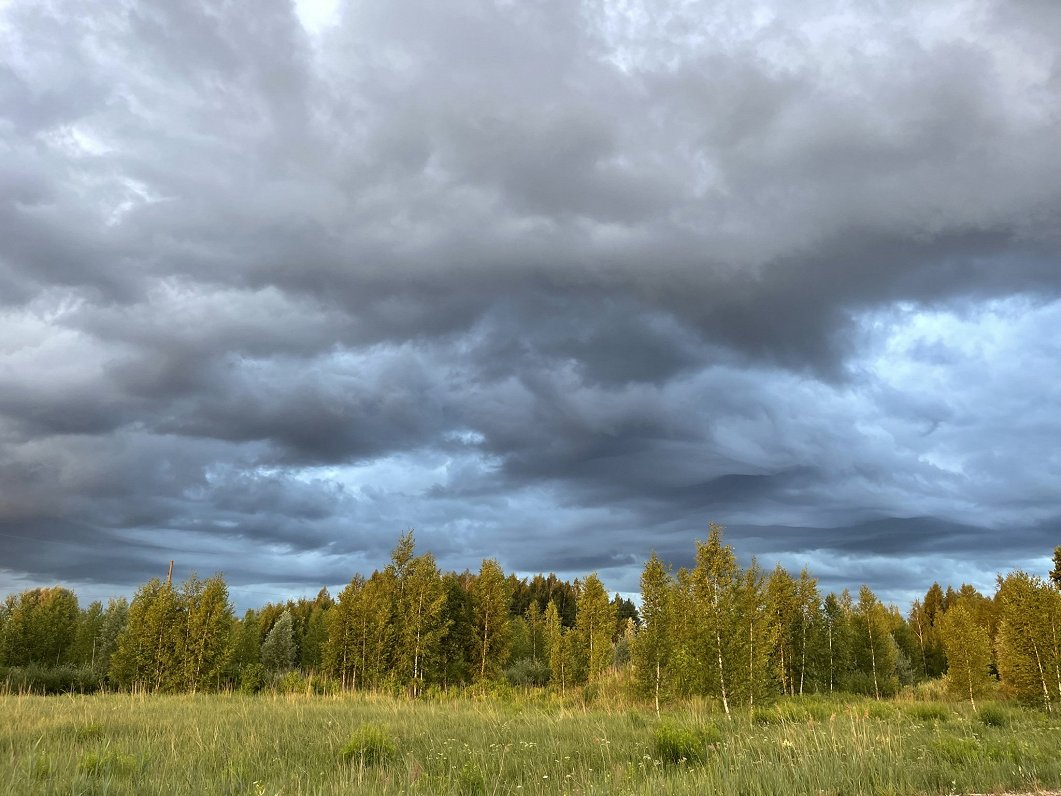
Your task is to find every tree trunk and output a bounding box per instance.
[715,628,730,717]
[867,617,880,700]
[655,659,661,719]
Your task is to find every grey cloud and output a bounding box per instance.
[2,0,1061,607]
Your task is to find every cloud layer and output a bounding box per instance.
[2,0,1060,607]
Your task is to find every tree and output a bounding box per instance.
[325,577,363,689]
[689,523,745,716]
[793,568,820,695]
[996,571,1061,711]
[766,566,798,696]
[544,600,569,694]
[572,574,616,684]
[396,552,449,693]
[1050,546,1061,590]
[437,572,476,687]
[68,601,105,669]
[261,609,296,674]
[110,578,184,691]
[181,573,234,691]
[822,592,853,693]
[909,583,947,679]
[0,587,80,666]
[939,602,992,709]
[472,559,511,681]
[633,553,673,716]
[852,586,898,699]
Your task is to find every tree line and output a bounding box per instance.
[2,527,1060,712]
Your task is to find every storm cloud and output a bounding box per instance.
[1,0,1059,608]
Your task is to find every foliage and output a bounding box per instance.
[939,602,993,707]
[261,609,296,674]
[339,723,399,766]
[653,722,721,765]
[1,663,105,694]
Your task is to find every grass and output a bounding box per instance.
[1,691,1060,795]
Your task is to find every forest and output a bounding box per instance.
[2,525,1061,714]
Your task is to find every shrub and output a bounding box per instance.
[0,664,104,695]
[653,722,722,765]
[339,724,398,766]
[78,750,136,777]
[505,658,551,687]
[905,703,950,723]
[237,663,267,694]
[275,671,309,694]
[978,703,1013,728]
[72,723,105,742]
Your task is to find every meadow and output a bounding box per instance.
[3,688,1060,795]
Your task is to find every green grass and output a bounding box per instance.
[1,691,1059,795]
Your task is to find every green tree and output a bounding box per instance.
[68,601,104,668]
[472,559,511,681]
[996,571,1061,711]
[793,568,820,695]
[821,592,852,693]
[396,552,449,693]
[572,573,616,684]
[689,523,745,716]
[109,578,184,691]
[766,565,798,695]
[737,559,775,710]
[1050,546,1061,590]
[325,576,363,689]
[544,600,570,694]
[852,586,898,699]
[940,602,993,709]
[261,609,296,674]
[181,573,234,691]
[437,572,476,687]
[633,553,673,716]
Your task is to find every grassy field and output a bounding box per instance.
[2,690,1060,795]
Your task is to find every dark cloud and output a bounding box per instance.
[1,0,1060,609]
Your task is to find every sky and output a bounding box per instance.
[1,0,1059,611]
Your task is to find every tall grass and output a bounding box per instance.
[2,690,1059,795]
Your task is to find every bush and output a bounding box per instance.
[653,722,722,765]
[905,703,950,722]
[274,671,309,694]
[0,665,104,695]
[978,703,1013,728]
[339,724,398,767]
[238,664,267,694]
[505,658,551,687]
[72,723,105,742]
[78,750,136,777]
